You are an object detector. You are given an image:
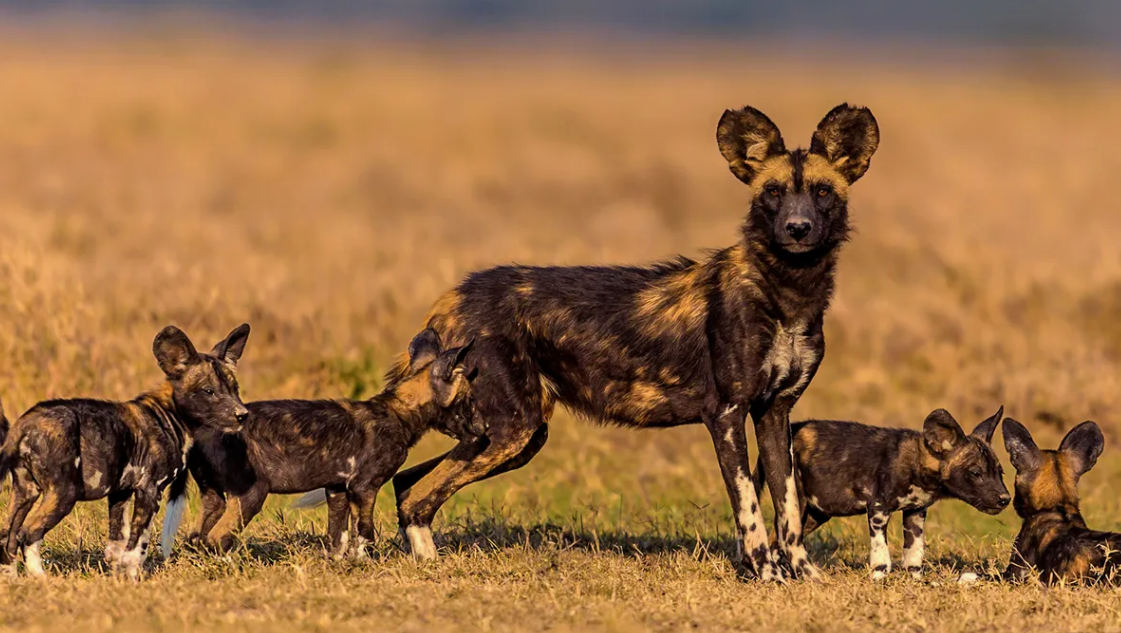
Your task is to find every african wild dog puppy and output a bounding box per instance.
[1001,418,1121,584]
[168,328,479,558]
[756,407,1009,579]
[0,324,251,580]
[389,104,879,580]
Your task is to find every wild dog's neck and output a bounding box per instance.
[736,230,839,319]
[134,382,191,452]
[369,389,433,447]
[1017,500,1085,526]
[1019,506,1086,544]
[901,434,944,496]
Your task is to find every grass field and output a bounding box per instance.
[1,31,1121,632]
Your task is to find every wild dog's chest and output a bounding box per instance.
[758,320,818,399]
[118,435,191,491]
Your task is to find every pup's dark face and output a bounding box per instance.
[717,104,879,259]
[1003,419,1104,519]
[924,407,1010,514]
[400,328,483,439]
[153,323,251,433]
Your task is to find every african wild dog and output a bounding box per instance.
[388,104,879,580]
[167,328,479,558]
[1002,418,1121,584]
[755,407,1009,579]
[0,324,251,579]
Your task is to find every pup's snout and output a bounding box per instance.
[998,493,1011,507]
[235,409,249,423]
[785,219,812,241]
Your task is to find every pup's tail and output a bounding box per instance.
[290,488,328,509]
[160,467,190,559]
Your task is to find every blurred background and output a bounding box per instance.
[0,1,1119,541]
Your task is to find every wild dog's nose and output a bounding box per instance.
[998,493,1011,507]
[785,220,812,241]
[235,410,249,423]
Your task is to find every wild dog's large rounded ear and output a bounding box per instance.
[408,327,443,371]
[970,405,1004,444]
[210,323,251,366]
[809,103,879,184]
[716,106,786,185]
[154,325,200,379]
[1059,420,1104,478]
[1002,418,1042,472]
[923,409,966,456]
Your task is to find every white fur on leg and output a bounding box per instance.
[868,511,892,580]
[406,526,437,560]
[118,529,151,581]
[902,514,925,580]
[351,534,371,560]
[24,541,45,577]
[331,531,350,560]
[780,472,820,580]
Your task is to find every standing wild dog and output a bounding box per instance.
[171,328,480,558]
[756,407,1009,579]
[0,324,251,579]
[1002,418,1121,584]
[389,104,879,580]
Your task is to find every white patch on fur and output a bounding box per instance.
[722,404,739,417]
[161,495,188,559]
[74,457,81,468]
[896,486,934,510]
[351,534,370,560]
[336,456,359,483]
[85,469,104,492]
[724,426,736,445]
[331,531,350,560]
[869,512,891,580]
[405,526,437,560]
[119,528,151,581]
[902,513,926,579]
[122,464,148,487]
[941,440,953,451]
[24,541,45,576]
[760,321,817,398]
[105,540,125,565]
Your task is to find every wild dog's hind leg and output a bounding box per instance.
[206,484,269,553]
[191,483,227,543]
[1,467,40,576]
[753,397,820,580]
[105,490,132,568]
[901,509,926,579]
[17,485,79,577]
[705,404,783,582]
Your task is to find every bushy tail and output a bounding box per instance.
[160,468,190,559]
[290,488,328,509]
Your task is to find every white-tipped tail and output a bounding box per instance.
[161,495,187,559]
[291,488,328,509]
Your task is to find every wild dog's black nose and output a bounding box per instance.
[235,411,249,423]
[785,220,812,241]
[998,494,1011,506]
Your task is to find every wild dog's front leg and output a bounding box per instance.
[118,487,159,581]
[753,398,819,580]
[191,483,226,543]
[206,484,269,553]
[901,509,926,579]
[704,404,783,582]
[105,490,132,568]
[867,504,892,580]
[325,490,350,559]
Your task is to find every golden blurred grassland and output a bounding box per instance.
[0,33,1120,632]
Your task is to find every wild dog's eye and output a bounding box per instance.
[969,469,982,479]
[816,185,833,198]
[203,388,215,396]
[765,186,781,198]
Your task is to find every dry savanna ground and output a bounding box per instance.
[0,31,1120,632]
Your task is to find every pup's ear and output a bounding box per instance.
[210,323,251,366]
[154,326,200,379]
[809,103,879,183]
[970,405,1004,444]
[716,106,786,185]
[923,408,966,456]
[1002,418,1043,473]
[449,338,475,373]
[408,328,443,372]
[1059,421,1104,478]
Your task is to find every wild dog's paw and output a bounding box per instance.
[908,567,924,581]
[958,572,980,584]
[871,566,889,581]
[757,561,788,584]
[405,526,438,560]
[104,540,126,565]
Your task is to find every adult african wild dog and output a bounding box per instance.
[1002,418,1121,584]
[170,329,480,558]
[0,324,251,579]
[756,407,1009,579]
[389,104,879,580]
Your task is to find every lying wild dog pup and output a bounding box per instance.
[1002,418,1120,584]
[0,324,251,579]
[755,407,1009,579]
[167,328,479,558]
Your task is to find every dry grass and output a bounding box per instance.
[0,32,1120,632]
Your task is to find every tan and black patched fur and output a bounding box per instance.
[175,329,479,557]
[757,407,1009,579]
[1002,418,1121,584]
[390,104,879,581]
[0,324,251,580]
